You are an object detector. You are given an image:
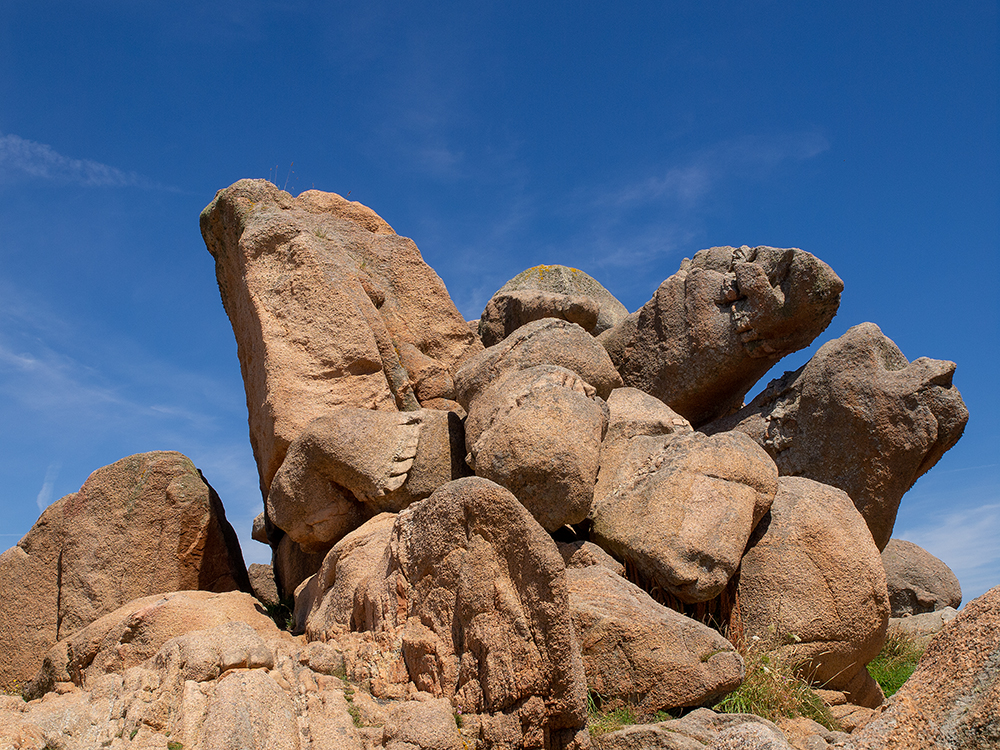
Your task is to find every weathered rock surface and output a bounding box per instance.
[249,562,280,607]
[595,710,792,750]
[568,565,743,712]
[297,512,398,639]
[0,452,249,692]
[23,590,280,700]
[273,532,332,601]
[601,245,843,426]
[267,408,465,551]
[737,477,889,708]
[590,431,777,603]
[480,289,601,346]
[200,179,481,494]
[557,540,625,576]
[353,477,589,749]
[890,607,959,648]
[593,387,693,509]
[455,318,623,409]
[881,538,962,616]
[705,322,968,550]
[486,264,630,336]
[849,585,1000,750]
[3,599,364,750]
[464,365,608,530]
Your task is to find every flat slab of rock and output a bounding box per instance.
[568,565,743,712]
[882,538,962,616]
[601,245,842,426]
[736,477,889,708]
[591,431,777,603]
[0,451,249,692]
[889,607,959,648]
[201,179,481,494]
[706,322,968,550]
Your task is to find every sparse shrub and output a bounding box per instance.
[264,597,296,632]
[866,625,924,697]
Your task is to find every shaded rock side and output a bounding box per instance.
[486,264,630,336]
[455,318,623,409]
[568,565,743,713]
[354,477,589,750]
[601,245,842,426]
[267,407,466,551]
[705,322,968,550]
[590,431,777,603]
[464,365,608,531]
[0,451,249,692]
[736,477,889,708]
[479,289,601,347]
[200,179,481,495]
[881,538,962,617]
[849,585,1000,750]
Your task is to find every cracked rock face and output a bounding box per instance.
[705,322,968,550]
[354,477,590,750]
[200,179,481,496]
[601,245,843,426]
[0,452,249,692]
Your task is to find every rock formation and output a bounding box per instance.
[849,585,999,749]
[481,264,629,338]
[601,245,843,426]
[736,477,890,708]
[0,451,248,692]
[881,538,963,616]
[200,179,481,497]
[590,430,778,603]
[705,322,969,550]
[1,184,979,749]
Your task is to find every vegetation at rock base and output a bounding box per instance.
[586,691,674,736]
[866,625,924,697]
[264,596,296,632]
[714,640,840,731]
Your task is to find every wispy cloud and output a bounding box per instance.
[36,463,60,512]
[0,132,171,189]
[896,502,1000,604]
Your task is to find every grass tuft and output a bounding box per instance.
[866,625,924,697]
[714,641,840,731]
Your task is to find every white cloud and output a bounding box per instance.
[0,132,169,189]
[895,502,1000,604]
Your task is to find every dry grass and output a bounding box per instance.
[714,638,840,731]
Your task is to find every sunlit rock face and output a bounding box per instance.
[200,179,481,496]
[601,245,843,426]
[705,321,968,550]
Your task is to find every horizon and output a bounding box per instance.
[1,1,996,603]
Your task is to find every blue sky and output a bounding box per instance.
[1,1,997,602]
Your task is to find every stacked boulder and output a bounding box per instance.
[1,182,978,749]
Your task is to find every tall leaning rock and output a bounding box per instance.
[0,451,249,692]
[200,179,481,495]
[601,245,842,426]
[706,322,968,550]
